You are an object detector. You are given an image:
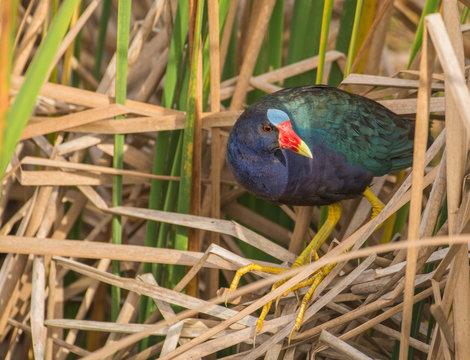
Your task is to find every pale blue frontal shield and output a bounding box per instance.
[267,108,290,126]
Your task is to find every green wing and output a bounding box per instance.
[276,86,415,176]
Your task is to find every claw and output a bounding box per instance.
[288,326,296,345]
[252,329,258,348]
[312,249,320,261]
[256,300,271,333]
[275,295,281,311]
[294,289,300,304]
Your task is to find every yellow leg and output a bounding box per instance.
[227,203,343,339]
[227,191,386,342]
[362,186,384,220]
[287,192,384,337]
[293,203,342,268]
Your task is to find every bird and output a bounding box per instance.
[226,85,417,339]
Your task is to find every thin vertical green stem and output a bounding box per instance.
[93,0,112,79]
[72,1,85,87]
[316,0,333,84]
[162,0,189,108]
[461,7,469,23]
[112,0,131,322]
[328,0,356,85]
[344,0,363,77]
[175,0,204,270]
[156,132,183,288]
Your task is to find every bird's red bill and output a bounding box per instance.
[277,121,313,158]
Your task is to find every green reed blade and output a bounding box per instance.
[93,0,112,80]
[111,0,131,322]
[344,0,363,77]
[316,0,333,84]
[407,0,439,69]
[175,0,205,276]
[328,0,357,85]
[285,0,324,87]
[139,0,189,333]
[0,0,80,178]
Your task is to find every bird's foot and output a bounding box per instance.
[287,262,337,343]
[228,203,343,343]
[227,260,337,345]
[227,263,288,341]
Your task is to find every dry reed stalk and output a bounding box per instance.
[342,73,445,90]
[319,330,373,360]
[138,274,184,356]
[399,13,434,357]
[8,318,91,357]
[45,318,236,341]
[97,143,153,172]
[21,104,128,139]
[10,75,181,115]
[421,13,470,360]
[108,206,296,263]
[221,51,345,100]
[288,207,314,255]
[12,0,49,75]
[18,156,179,182]
[134,46,169,102]
[443,4,470,360]
[4,3,470,358]
[229,0,276,110]
[55,259,111,360]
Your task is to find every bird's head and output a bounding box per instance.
[227,107,312,164]
[227,104,314,203]
[264,108,313,158]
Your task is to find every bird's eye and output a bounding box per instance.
[263,125,273,132]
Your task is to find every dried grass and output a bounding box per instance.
[1,2,470,360]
